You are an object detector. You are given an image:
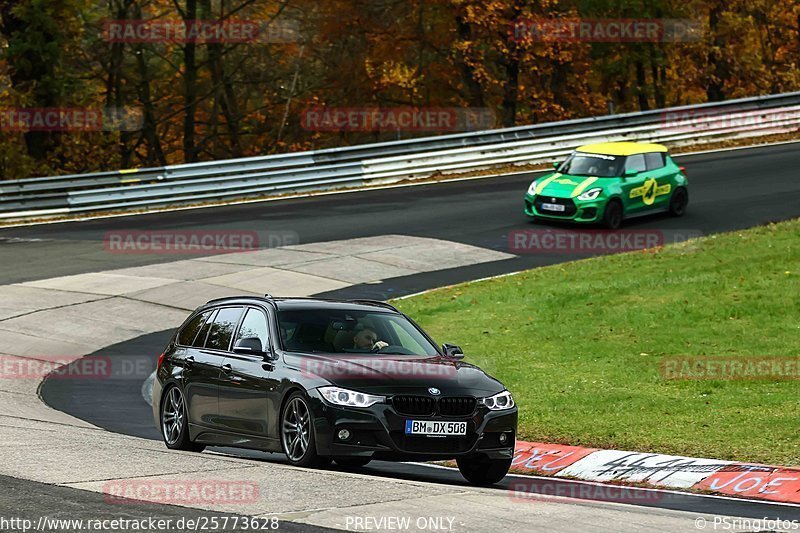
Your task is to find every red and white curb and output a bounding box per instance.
[511,441,800,504]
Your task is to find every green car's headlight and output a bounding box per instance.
[527,180,538,195]
[319,386,385,408]
[479,390,515,411]
[577,187,603,201]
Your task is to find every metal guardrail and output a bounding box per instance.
[1,92,799,219]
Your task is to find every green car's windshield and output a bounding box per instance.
[557,153,624,177]
[277,309,439,356]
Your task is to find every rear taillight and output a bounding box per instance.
[157,352,166,370]
[679,166,687,176]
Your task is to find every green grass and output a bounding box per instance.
[395,219,800,466]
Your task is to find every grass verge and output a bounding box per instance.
[395,219,800,466]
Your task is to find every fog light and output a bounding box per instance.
[499,433,509,445]
[338,429,351,441]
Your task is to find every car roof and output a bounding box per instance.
[576,142,668,156]
[200,296,398,314]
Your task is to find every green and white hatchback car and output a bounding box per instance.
[524,142,688,229]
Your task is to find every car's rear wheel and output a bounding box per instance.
[334,457,372,469]
[281,392,330,468]
[457,455,512,486]
[160,385,205,452]
[602,199,623,229]
[669,187,688,217]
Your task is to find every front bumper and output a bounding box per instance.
[307,389,517,461]
[524,193,605,223]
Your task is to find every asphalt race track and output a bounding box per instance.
[2,142,799,287]
[3,142,800,530]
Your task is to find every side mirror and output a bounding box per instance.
[442,343,464,359]
[552,161,560,170]
[624,168,639,178]
[233,337,267,356]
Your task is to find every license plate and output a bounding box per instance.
[540,202,565,212]
[405,420,467,436]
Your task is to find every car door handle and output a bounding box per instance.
[221,364,233,374]
[262,362,275,372]
[184,356,195,367]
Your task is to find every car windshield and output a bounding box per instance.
[557,152,624,177]
[277,309,439,356]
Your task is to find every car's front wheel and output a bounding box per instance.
[160,385,205,452]
[457,455,512,486]
[602,199,623,229]
[281,392,330,468]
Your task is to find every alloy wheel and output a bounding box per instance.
[282,397,311,461]
[161,386,185,445]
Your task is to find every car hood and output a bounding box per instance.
[282,352,506,396]
[533,172,613,198]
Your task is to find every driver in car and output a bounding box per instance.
[353,325,389,351]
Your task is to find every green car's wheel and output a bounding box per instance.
[602,200,623,229]
[669,187,688,217]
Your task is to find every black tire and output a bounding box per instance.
[669,187,688,217]
[602,199,623,229]
[334,457,372,469]
[281,392,330,468]
[160,385,205,452]
[457,456,512,486]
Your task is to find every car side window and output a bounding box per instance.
[645,152,666,170]
[626,154,647,173]
[192,309,218,347]
[205,307,244,351]
[178,311,210,346]
[235,308,270,352]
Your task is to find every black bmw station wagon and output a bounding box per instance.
[152,296,518,485]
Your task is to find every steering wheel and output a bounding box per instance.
[372,345,415,355]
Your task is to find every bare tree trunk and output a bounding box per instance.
[0,1,61,160]
[706,2,726,101]
[454,15,485,107]
[106,0,135,168]
[182,0,199,162]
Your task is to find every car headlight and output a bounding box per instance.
[527,180,538,196]
[480,390,515,411]
[318,386,385,408]
[577,187,602,201]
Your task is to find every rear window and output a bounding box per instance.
[205,307,244,351]
[645,152,666,170]
[178,312,210,346]
[192,309,217,347]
